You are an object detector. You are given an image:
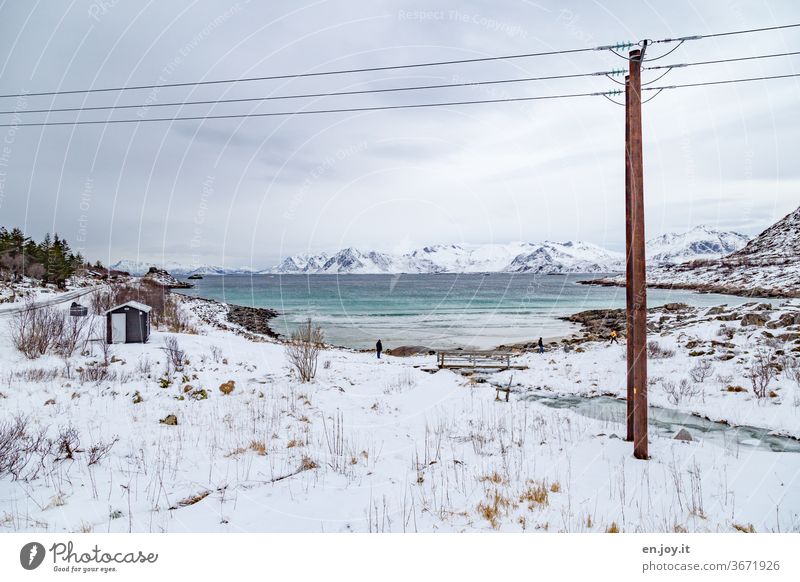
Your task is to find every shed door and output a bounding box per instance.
[111,313,126,343]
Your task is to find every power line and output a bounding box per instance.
[650,22,800,44]
[0,71,798,128]
[0,89,613,127]
[645,50,800,70]
[3,48,797,117]
[2,22,797,101]
[644,71,800,92]
[0,68,625,116]
[0,44,620,100]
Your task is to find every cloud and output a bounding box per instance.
[0,0,798,266]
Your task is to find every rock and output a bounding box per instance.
[663,302,690,312]
[673,428,693,442]
[741,312,770,327]
[706,305,728,315]
[774,312,800,328]
[159,414,178,426]
[386,345,435,357]
[132,391,143,404]
[44,398,56,406]
[226,305,279,338]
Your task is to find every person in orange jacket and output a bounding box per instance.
[610,329,619,344]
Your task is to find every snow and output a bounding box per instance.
[646,225,749,265]
[110,260,257,277]
[110,225,751,276]
[1,288,799,533]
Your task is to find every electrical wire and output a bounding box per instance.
[4,48,796,117]
[1,71,797,128]
[0,68,622,116]
[0,44,613,100]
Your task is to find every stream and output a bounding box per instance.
[519,392,800,453]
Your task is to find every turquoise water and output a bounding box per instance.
[179,273,755,350]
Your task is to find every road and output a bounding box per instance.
[0,286,99,319]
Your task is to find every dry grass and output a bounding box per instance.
[732,522,756,533]
[479,471,504,485]
[171,490,210,509]
[477,490,514,529]
[519,480,549,509]
[606,521,620,533]
[249,440,267,456]
[300,456,318,470]
[219,380,235,395]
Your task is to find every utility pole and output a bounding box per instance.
[628,46,648,460]
[624,75,634,443]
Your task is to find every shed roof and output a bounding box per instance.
[104,300,152,314]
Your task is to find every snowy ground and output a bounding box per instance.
[1,290,799,533]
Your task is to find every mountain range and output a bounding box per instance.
[642,206,800,296]
[111,225,750,276]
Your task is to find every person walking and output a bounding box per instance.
[376,339,383,359]
[610,330,619,345]
[538,337,544,354]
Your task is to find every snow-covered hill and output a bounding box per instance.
[587,206,800,297]
[646,225,749,265]
[110,260,257,276]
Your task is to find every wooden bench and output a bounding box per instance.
[437,350,527,371]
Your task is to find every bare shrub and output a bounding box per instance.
[13,368,59,383]
[0,416,28,478]
[78,364,115,384]
[662,378,701,406]
[163,336,186,372]
[91,320,113,366]
[56,426,81,460]
[209,345,222,363]
[135,355,152,377]
[10,301,65,359]
[647,341,675,359]
[87,437,118,466]
[55,313,91,358]
[0,415,53,481]
[285,318,324,382]
[746,349,777,399]
[689,359,714,383]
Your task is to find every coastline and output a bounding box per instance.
[580,277,798,299]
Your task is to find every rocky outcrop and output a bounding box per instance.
[144,267,193,289]
[226,305,279,338]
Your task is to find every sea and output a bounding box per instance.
[179,273,758,350]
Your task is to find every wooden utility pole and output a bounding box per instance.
[624,74,634,443]
[628,47,648,460]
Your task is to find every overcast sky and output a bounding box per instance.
[0,0,798,269]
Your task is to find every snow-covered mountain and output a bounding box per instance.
[646,225,749,265]
[613,206,800,296]
[505,241,623,273]
[110,260,256,276]
[109,226,752,277]
[269,241,624,275]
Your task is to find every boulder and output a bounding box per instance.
[386,345,435,357]
[673,428,693,442]
[741,312,770,327]
[159,414,178,426]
